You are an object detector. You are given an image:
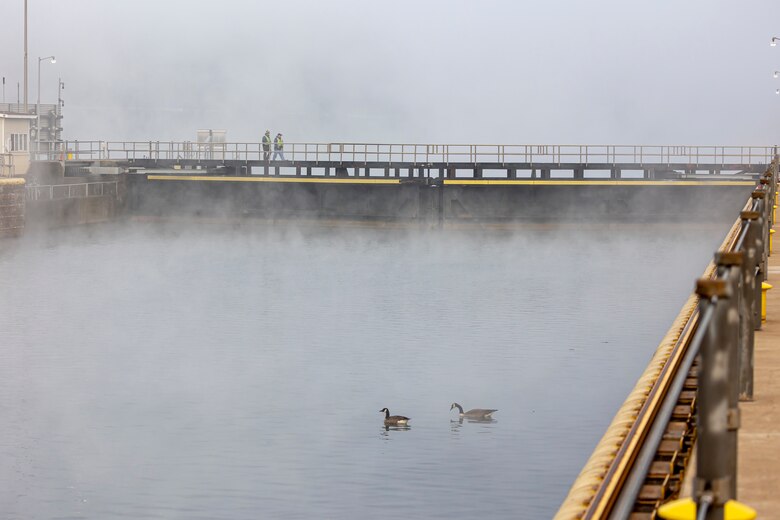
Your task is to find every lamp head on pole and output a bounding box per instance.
[775,71,780,79]
[773,37,780,47]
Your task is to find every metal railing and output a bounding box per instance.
[0,102,57,115]
[0,153,14,177]
[26,181,119,202]
[556,159,776,519]
[53,141,777,167]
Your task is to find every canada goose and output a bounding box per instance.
[450,403,497,420]
[380,408,410,426]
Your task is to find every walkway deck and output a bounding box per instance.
[738,246,780,514]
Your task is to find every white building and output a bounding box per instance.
[0,112,36,177]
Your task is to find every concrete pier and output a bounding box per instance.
[738,251,780,515]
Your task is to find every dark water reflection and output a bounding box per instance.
[0,221,731,519]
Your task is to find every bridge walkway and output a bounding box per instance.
[738,246,780,515]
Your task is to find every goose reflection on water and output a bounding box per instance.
[450,416,498,430]
[381,424,412,435]
[452,416,497,424]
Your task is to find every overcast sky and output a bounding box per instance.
[2,0,780,144]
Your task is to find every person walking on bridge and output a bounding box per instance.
[273,133,285,161]
[262,130,272,162]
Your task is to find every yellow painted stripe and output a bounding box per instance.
[147,175,755,186]
[444,179,756,186]
[0,178,26,186]
[147,175,400,184]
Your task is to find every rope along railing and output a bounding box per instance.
[554,158,776,520]
[52,142,776,166]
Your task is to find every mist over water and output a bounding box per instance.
[0,221,729,519]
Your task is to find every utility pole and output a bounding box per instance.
[24,0,28,111]
[56,77,64,143]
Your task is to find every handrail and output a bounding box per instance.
[554,157,777,519]
[52,141,777,167]
[553,213,742,519]
[25,181,118,201]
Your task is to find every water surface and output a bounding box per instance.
[0,221,729,518]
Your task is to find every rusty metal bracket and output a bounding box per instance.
[727,407,741,430]
[696,279,730,299]
[715,251,743,266]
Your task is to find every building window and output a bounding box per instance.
[10,133,28,152]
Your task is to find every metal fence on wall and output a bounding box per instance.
[26,181,118,201]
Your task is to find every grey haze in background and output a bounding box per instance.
[1,0,779,143]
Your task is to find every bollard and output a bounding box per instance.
[762,282,772,322]
[772,229,776,256]
[658,498,756,520]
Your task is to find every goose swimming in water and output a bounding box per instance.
[450,403,497,420]
[380,408,410,426]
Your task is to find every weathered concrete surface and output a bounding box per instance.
[0,178,25,237]
[25,193,122,229]
[738,253,780,514]
[126,174,754,223]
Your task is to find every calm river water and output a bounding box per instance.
[0,220,731,519]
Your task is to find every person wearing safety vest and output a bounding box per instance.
[262,130,272,162]
[273,133,285,161]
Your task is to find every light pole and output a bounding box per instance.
[23,0,28,111]
[773,40,780,95]
[36,55,55,158]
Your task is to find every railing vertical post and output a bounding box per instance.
[739,210,759,400]
[715,252,743,500]
[770,166,778,229]
[695,278,736,519]
[750,193,767,328]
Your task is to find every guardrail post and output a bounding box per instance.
[757,189,768,279]
[739,210,759,400]
[772,162,779,212]
[750,196,767,331]
[756,183,771,267]
[714,252,743,501]
[695,278,737,519]
[762,173,775,229]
